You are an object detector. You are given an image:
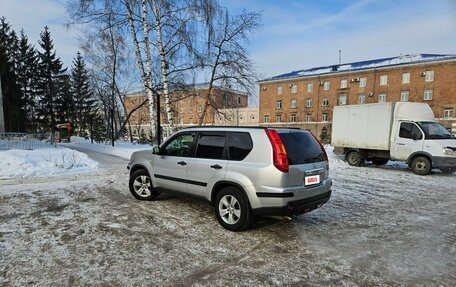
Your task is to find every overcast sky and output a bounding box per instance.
[1,0,455,80]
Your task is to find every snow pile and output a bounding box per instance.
[0,147,99,179]
[63,136,152,159]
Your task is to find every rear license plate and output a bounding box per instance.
[305,175,320,186]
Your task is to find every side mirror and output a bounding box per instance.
[152,146,160,154]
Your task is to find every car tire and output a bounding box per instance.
[371,158,389,166]
[439,167,455,174]
[411,156,431,175]
[214,187,251,232]
[346,151,363,166]
[129,169,160,200]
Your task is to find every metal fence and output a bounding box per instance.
[0,133,54,150]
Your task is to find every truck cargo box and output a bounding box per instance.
[331,103,393,151]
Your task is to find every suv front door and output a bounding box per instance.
[153,132,196,193]
[186,132,228,198]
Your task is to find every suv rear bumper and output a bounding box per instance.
[252,190,331,216]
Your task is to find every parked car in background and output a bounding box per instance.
[127,126,332,231]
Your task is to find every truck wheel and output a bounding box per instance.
[129,169,160,200]
[411,156,431,175]
[439,167,455,174]
[346,151,363,166]
[214,187,251,232]
[371,158,389,166]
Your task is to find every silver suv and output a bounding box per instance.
[127,127,332,231]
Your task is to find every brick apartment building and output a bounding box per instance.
[214,107,259,126]
[124,83,248,139]
[258,54,456,141]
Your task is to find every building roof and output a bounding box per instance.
[260,54,456,82]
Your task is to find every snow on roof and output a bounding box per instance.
[261,54,456,82]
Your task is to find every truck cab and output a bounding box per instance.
[391,120,456,174]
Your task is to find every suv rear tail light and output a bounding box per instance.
[309,131,328,161]
[265,129,289,172]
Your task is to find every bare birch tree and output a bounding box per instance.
[194,5,261,125]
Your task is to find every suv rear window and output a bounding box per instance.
[278,131,326,165]
[228,132,253,161]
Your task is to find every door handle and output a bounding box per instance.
[210,164,223,170]
[177,161,187,166]
[397,143,405,146]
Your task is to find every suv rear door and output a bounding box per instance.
[277,130,328,187]
[186,131,228,198]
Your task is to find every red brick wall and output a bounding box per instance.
[259,60,456,140]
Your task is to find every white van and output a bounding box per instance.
[331,102,456,175]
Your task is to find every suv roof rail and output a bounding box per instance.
[182,125,267,130]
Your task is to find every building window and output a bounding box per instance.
[425,70,434,82]
[339,95,347,105]
[359,77,367,88]
[444,108,454,119]
[340,79,348,89]
[188,107,193,113]
[379,93,387,103]
[380,75,388,86]
[131,99,137,105]
[305,113,312,122]
[290,113,296,122]
[277,85,283,95]
[198,106,202,112]
[424,89,433,100]
[323,81,330,91]
[237,96,241,105]
[358,94,366,104]
[180,107,184,113]
[322,97,329,107]
[400,91,409,102]
[276,100,282,109]
[291,99,297,108]
[402,72,410,84]
[307,83,313,92]
[291,84,298,93]
[189,118,193,124]
[322,113,328,122]
[306,98,312,107]
[276,115,282,123]
[178,118,183,124]
[264,115,269,123]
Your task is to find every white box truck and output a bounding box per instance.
[331,102,456,175]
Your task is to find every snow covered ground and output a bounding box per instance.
[61,136,151,159]
[1,145,455,286]
[0,147,98,179]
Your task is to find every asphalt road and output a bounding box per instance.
[1,149,455,286]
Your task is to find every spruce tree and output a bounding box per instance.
[36,26,67,132]
[0,17,25,132]
[70,52,97,136]
[16,30,39,132]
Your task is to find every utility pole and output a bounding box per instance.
[0,75,5,133]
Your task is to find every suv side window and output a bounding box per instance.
[228,132,253,161]
[195,133,226,159]
[162,133,195,157]
[399,122,423,140]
